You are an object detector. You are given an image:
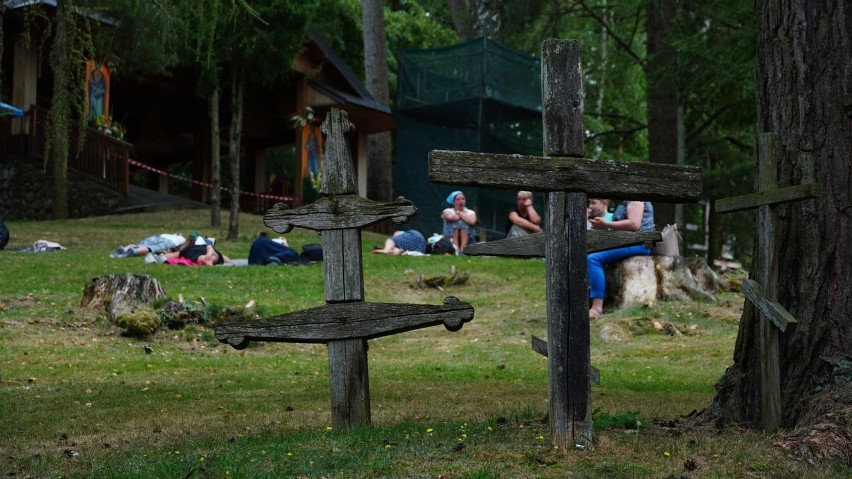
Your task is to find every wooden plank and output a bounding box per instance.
[542,37,592,448]
[429,150,703,203]
[215,297,475,349]
[323,229,364,302]
[741,279,798,333]
[328,338,370,430]
[319,109,357,195]
[264,195,417,233]
[715,183,820,213]
[755,133,781,433]
[463,231,661,257]
[531,335,600,384]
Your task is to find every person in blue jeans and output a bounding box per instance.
[587,200,655,318]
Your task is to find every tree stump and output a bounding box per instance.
[81,273,166,319]
[606,256,729,308]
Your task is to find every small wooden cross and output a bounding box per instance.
[216,108,474,431]
[715,132,819,432]
[429,39,703,447]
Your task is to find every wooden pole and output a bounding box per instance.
[756,133,780,432]
[542,39,592,446]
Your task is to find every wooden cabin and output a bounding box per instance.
[2,2,393,212]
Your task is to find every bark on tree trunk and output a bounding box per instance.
[447,0,471,41]
[646,0,681,235]
[362,0,392,205]
[210,85,221,228]
[227,68,243,240]
[710,1,852,460]
[469,0,503,40]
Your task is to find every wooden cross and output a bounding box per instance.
[216,108,474,431]
[428,39,703,447]
[715,132,819,432]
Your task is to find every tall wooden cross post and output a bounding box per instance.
[217,109,474,431]
[429,39,703,447]
[715,133,819,432]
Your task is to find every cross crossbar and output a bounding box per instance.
[740,280,797,333]
[428,150,703,202]
[715,183,820,213]
[264,195,417,233]
[463,230,662,258]
[216,297,474,348]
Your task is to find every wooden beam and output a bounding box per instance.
[741,279,798,333]
[531,336,600,384]
[429,151,702,202]
[216,297,474,349]
[463,231,661,257]
[264,195,416,233]
[715,183,820,213]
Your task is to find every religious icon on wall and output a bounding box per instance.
[303,125,323,190]
[85,60,110,123]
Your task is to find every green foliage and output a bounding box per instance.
[593,408,641,430]
[113,308,161,337]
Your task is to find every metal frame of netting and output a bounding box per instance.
[394,37,543,240]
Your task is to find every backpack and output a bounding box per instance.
[425,236,455,255]
[0,220,8,251]
[300,243,323,263]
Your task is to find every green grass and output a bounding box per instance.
[0,210,848,478]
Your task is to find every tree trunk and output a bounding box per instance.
[227,68,243,240]
[210,85,221,228]
[469,0,503,40]
[646,0,681,236]
[710,0,852,458]
[362,0,392,204]
[49,0,70,220]
[447,0,471,41]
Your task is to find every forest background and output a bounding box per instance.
[0,0,757,264]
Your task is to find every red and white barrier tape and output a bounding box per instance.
[129,158,293,202]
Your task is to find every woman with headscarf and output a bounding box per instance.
[441,190,477,253]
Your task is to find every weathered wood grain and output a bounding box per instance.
[428,150,703,202]
[715,182,820,213]
[542,39,593,447]
[323,229,364,302]
[756,133,781,433]
[264,196,417,234]
[319,109,357,195]
[741,279,798,333]
[462,230,661,257]
[216,297,474,349]
[531,335,600,384]
[328,338,370,430]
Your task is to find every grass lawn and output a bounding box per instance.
[0,210,847,478]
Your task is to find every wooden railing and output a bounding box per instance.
[26,105,130,195]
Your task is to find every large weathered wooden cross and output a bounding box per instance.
[715,132,819,433]
[216,108,474,431]
[428,39,703,447]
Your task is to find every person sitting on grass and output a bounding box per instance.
[506,190,542,238]
[441,190,477,253]
[110,233,185,258]
[372,230,426,256]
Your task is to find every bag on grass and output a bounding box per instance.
[652,224,680,256]
[300,243,323,263]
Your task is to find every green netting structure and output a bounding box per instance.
[394,37,543,240]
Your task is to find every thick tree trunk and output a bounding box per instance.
[362,0,392,204]
[469,0,503,40]
[710,0,852,455]
[210,85,221,228]
[646,0,681,235]
[227,69,243,240]
[447,0,471,41]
